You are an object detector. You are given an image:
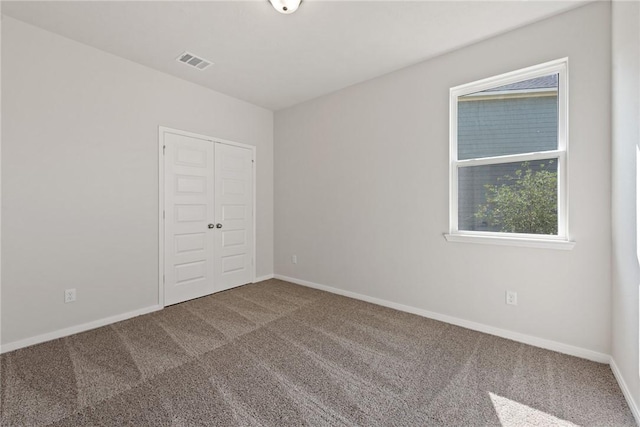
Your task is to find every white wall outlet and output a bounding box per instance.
[506,291,518,306]
[64,288,76,303]
[291,255,297,264]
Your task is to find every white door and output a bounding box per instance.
[214,143,254,291]
[162,129,255,305]
[164,132,215,305]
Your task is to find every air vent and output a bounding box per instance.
[176,51,213,70]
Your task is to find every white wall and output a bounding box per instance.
[275,2,612,355]
[0,10,3,349]
[611,0,640,417]
[1,17,274,345]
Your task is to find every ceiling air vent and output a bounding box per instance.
[176,51,213,71]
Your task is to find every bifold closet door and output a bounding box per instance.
[213,143,254,292]
[164,132,216,306]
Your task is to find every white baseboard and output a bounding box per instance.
[274,274,611,364]
[254,274,275,283]
[610,357,640,425]
[0,305,163,354]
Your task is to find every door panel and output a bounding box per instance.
[214,143,254,291]
[164,132,215,305]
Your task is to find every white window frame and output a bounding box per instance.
[445,58,575,250]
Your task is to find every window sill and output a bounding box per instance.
[443,233,575,250]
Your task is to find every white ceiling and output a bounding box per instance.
[2,0,590,111]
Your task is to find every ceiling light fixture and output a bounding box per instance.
[269,0,301,14]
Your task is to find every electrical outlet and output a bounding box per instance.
[506,291,517,306]
[65,288,76,303]
[291,255,297,264]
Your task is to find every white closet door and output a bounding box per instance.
[164,132,215,305]
[214,143,254,291]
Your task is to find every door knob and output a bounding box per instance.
[208,224,214,229]
[216,223,223,229]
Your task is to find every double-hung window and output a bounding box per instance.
[446,58,573,249]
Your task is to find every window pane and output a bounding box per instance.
[457,74,558,160]
[458,159,558,235]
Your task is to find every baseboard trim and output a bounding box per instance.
[0,305,163,354]
[274,274,611,364]
[254,274,275,283]
[610,357,640,425]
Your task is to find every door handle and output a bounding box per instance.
[208,224,215,229]
[216,223,223,229]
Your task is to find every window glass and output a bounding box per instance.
[457,74,558,160]
[458,159,558,234]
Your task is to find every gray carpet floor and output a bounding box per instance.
[1,279,636,426]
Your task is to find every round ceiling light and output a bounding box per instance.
[268,0,302,14]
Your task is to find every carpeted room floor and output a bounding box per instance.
[0,279,635,426]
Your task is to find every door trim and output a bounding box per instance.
[158,126,257,308]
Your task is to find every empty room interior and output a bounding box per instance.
[1,0,639,425]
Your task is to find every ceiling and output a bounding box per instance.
[2,0,590,111]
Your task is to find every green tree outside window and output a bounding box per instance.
[475,161,558,235]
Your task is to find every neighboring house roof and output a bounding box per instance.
[485,74,558,92]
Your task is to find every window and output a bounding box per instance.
[445,58,574,249]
